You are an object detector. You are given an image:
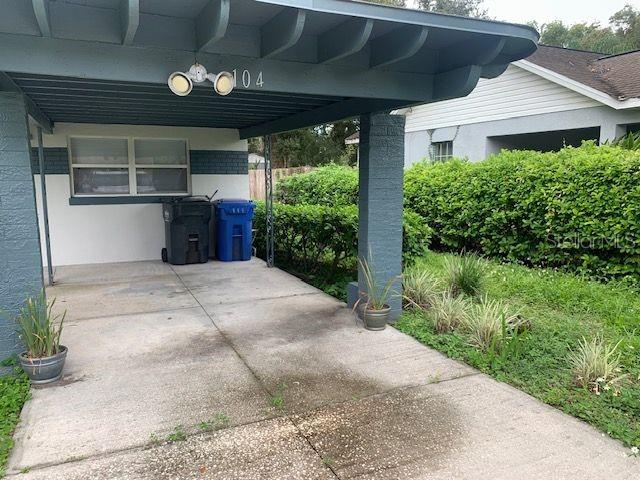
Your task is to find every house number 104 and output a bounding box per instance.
[232,69,264,89]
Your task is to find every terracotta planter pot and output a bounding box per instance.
[18,346,67,384]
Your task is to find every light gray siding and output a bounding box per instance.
[405,106,640,164]
[404,64,600,132]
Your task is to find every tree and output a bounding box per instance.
[363,0,407,6]
[418,0,487,18]
[538,5,640,55]
[610,4,640,49]
[248,120,358,168]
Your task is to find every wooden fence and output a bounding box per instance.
[248,166,314,200]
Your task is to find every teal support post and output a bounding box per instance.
[356,112,405,321]
[0,92,44,361]
[37,126,54,286]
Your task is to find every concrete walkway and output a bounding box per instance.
[7,259,639,479]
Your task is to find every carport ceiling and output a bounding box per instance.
[8,73,345,130]
[0,0,538,137]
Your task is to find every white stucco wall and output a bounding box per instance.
[31,123,248,267]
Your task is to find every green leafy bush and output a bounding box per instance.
[253,202,432,297]
[276,164,358,206]
[254,202,358,274]
[402,210,434,265]
[404,143,640,283]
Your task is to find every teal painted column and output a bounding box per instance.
[0,92,44,361]
[357,112,404,321]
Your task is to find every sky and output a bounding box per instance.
[407,0,640,26]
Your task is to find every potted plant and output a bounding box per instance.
[16,291,67,384]
[355,256,397,331]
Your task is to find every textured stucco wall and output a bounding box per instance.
[358,113,404,321]
[405,106,640,165]
[0,93,44,360]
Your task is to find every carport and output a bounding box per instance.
[0,0,538,358]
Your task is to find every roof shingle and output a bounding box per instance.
[526,44,640,100]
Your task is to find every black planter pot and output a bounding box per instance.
[18,346,68,384]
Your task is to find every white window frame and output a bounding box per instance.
[68,135,191,197]
[431,141,453,162]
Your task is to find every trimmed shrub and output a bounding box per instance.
[403,210,434,264]
[276,164,358,206]
[254,202,358,274]
[404,143,640,282]
[253,202,432,290]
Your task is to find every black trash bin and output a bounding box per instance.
[162,197,212,265]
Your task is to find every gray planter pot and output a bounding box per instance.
[361,305,391,331]
[18,346,67,384]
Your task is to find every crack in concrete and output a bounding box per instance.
[170,264,342,479]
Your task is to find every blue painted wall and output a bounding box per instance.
[30,147,69,174]
[189,150,249,175]
[0,93,44,362]
[29,148,248,176]
[358,112,405,321]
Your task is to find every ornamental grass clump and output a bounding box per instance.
[357,256,396,311]
[443,254,487,298]
[463,297,522,351]
[402,268,441,310]
[568,336,623,393]
[428,292,470,333]
[16,291,65,359]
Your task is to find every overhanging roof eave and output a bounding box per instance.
[255,0,539,43]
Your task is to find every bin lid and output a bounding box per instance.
[174,196,211,203]
[213,198,252,204]
[214,198,254,213]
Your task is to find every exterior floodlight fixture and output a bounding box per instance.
[168,63,234,96]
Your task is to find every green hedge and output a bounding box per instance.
[276,164,358,206]
[253,202,432,295]
[404,143,640,282]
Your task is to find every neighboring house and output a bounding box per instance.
[403,45,640,164]
[348,45,640,164]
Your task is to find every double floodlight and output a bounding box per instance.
[168,63,234,97]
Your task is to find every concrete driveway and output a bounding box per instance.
[7,259,639,479]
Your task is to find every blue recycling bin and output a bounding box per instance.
[214,199,255,262]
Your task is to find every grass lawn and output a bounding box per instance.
[396,252,640,449]
[0,361,29,477]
